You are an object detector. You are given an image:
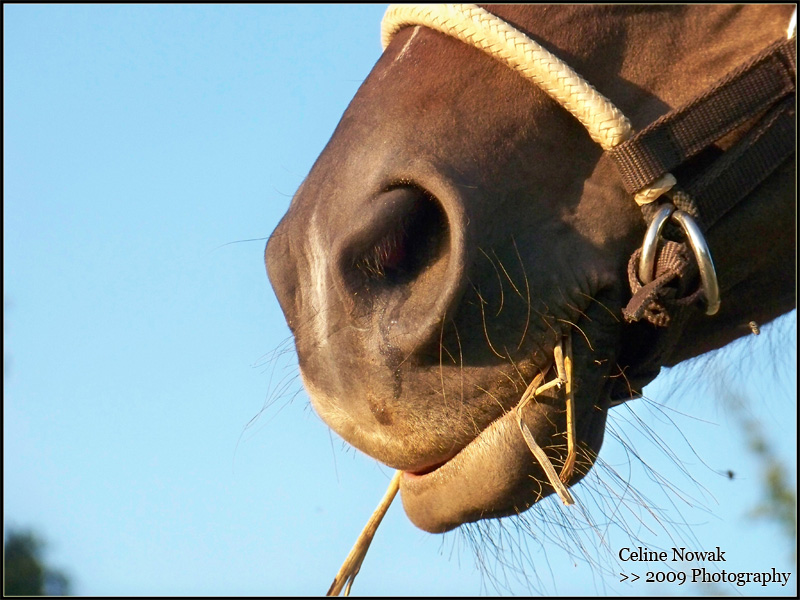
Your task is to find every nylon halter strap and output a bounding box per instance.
[381,4,797,331]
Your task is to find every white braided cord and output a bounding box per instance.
[633,173,677,207]
[380,4,677,205]
[381,3,632,150]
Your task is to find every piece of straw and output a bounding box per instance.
[559,334,576,483]
[516,359,575,506]
[327,470,402,596]
[516,413,575,506]
[518,371,546,408]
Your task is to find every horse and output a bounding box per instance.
[266,2,795,559]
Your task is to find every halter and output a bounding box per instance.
[381,4,796,328]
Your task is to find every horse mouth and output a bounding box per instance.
[400,402,523,480]
[395,358,609,534]
[404,459,451,478]
[399,382,538,480]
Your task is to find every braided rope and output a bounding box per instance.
[634,173,677,206]
[380,4,676,204]
[382,4,632,150]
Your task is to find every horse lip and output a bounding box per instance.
[399,404,516,482]
[398,387,610,533]
[401,361,555,480]
[397,401,533,533]
[404,457,453,478]
[392,356,616,534]
[400,442,464,477]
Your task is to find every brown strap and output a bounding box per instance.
[619,34,796,334]
[616,33,795,393]
[683,95,795,231]
[609,36,796,196]
[622,94,795,326]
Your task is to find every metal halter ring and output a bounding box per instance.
[638,204,721,316]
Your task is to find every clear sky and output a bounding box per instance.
[4,4,796,596]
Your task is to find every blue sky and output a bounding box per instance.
[4,4,796,596]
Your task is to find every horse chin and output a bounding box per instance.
[298,292,621,533]
[397,385,610,534]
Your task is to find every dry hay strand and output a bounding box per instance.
[516,337,576,506]
[558,333,576,484]
[327,470,402,596]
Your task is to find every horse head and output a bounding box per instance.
[266,5,795,534]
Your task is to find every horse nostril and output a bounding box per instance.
[344,185,450,296]
[336,183,463,356]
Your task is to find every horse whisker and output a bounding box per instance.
[479,247,505,317]
[472,282,506,359]
[556,318,594,351]
[511,237,532,350]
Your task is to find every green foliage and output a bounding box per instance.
[4,528,70,596]
[740,415,798,563]
[4,530,44,595]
